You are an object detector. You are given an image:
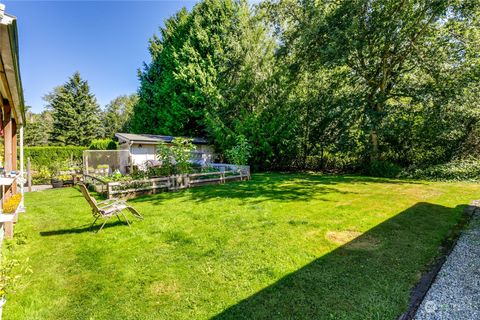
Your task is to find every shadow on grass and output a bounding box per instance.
[40,220,128,236]
[212,202,465,319]
[129,173,422,206]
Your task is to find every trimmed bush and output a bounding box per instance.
[24,146,86,169]
[25,146,85,184]
[88,139,118,150]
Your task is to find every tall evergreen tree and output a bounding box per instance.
[131,0,287,168]
[131,0,277,135]
[48,72,101,146]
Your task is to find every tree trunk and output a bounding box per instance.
[369,98,383,163]
[370,130,379,162]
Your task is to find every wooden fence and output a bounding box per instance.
[84,166,250,199]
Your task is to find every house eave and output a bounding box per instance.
[0,12,25,125]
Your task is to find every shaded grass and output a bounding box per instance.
[5,173,479,319]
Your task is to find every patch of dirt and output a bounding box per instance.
[326,230,362,244]
[325,230,380,250]
[149,280,180,297]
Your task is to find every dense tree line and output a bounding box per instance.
[26,0,479,176]
[130,0,480,172]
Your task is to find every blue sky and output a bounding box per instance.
[4,1,196,112]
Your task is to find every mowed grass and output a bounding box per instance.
[5,173,479,319]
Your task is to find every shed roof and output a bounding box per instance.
[115,133,209,145]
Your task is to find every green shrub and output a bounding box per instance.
[32,167,52,185]
[156,138,195,174]
[402,159,480,181]
[147,166,174,178]
[25,146,85,170]
[225,135,252,165]
[367,160,402,178]
[88,139,118,150]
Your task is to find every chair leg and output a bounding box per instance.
[120,211,131,227]
[90,216,99,230]
[97,216,111,233]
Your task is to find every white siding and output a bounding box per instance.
[131,144,156,166]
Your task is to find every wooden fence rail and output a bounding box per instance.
[84,166,250,199]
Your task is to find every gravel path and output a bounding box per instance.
[27,184,52,192]
[414,208,480,320]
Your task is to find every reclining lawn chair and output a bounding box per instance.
[78,183,143,233]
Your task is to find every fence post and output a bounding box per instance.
[84,154,89,176]
[27,157,32,192]
[107,183,112,199]
[179,174,184,189]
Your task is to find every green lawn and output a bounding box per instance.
[5,173,479,319]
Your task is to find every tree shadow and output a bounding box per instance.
[40,220,128,236]
[212,202,465,319]
[129,173,423,206]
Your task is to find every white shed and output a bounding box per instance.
[115,133,214,169]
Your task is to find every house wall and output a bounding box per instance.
[131,143,156,166]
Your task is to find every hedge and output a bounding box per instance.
[88,139,118,150]
[24,146,87,169]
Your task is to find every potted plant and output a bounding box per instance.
[58,174,74,186]
[50,175,63,188]
[49,162,64,188]
[96,164,110,176]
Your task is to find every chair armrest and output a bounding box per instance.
[98,198,123,205]
[97,199,126,210]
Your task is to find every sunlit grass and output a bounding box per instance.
[5,173,479,319]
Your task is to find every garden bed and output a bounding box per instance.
[84,165,250,199]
